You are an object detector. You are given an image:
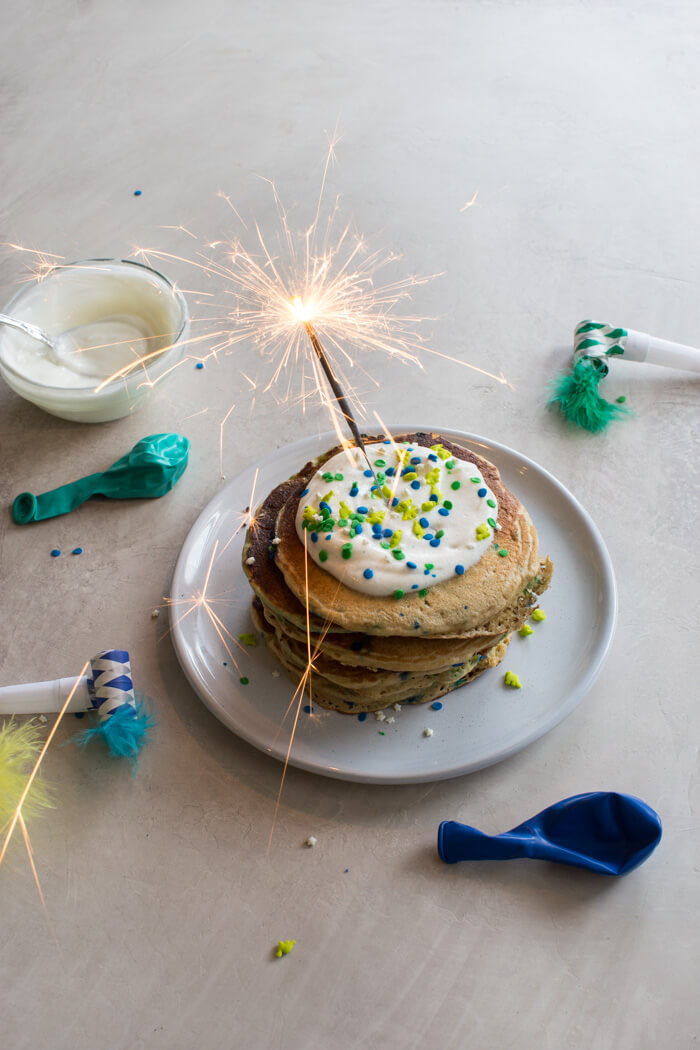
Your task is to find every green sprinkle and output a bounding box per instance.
[532,609,546,622]
[374,458,386,467]
[322,472,333,482]
[445,460,455,469]
[486,499,496,508]
[334,472,344,480]
[616,395,627,403]
[443,499,453,509]
[425,562,434,570]
[487,517,497,528]
[380,541,391,549]
[470,477,480,483]
[394,589,405,599]
[504,671,521,689]
[419,588,428,597]
[498,548,508,557]
[392,550,405,560]
[378,730,385,735]
[341,547,352,559]
[338,517,348,527]
[518,624,534,637]
[240,676,249,685]
[238,632,257,647]
[319,549,329,562]
[435,529,444,539]
[451,481,461,491]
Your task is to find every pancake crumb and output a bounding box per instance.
[304,836,317,848]
[245,556,256,565]
[151,609,160,619]
[423,727,433,738]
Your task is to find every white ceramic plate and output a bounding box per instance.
[169,427,616,784]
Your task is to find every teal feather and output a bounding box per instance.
[548,357,631,433]
[73,697,156,766]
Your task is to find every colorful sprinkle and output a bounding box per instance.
[477,487,487,497]
[319,549,328,562]
[334,472,344,480]
[240,677,249,685]
[133,189,142,196]
[532,609,546,621]
[275,940,296,958]
[410,480,421,490]
[71,547,83,555]
[358,712,368,721]
[238,632,257,646]
[504,671,521,689]
[438,508,449,517]
[394,589,405,600]
[518,624,534,637]
[363,469,372,478]
[486,498,496,508]
[419,588,428,597]
[50,549,61,557]
[406,561,417,569]
[455,564,465,575]
[363,568,374,579]
[616,395,627,403]
[451,481,461,490]
[195,362,204,370]
[498,549,508,558]
[475,523,490,541]
[431,702,443,710]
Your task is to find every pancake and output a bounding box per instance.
[242,430,552,713]
[273,433,541,637]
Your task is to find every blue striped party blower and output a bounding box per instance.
[0,650,154,763]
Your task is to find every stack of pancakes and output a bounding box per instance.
[242,432,552,714]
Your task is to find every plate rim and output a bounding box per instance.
[170,425,618,784]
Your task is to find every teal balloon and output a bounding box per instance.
[12,433,190,524]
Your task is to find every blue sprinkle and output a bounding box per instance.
[71,547,83,555]
[358,712,368,721]
[363,470,372,478]
[345,868,350,873]
[357,506,368,514]
[428,453,438,461]
[411,584,419,589]
[385,467,395,476]
[410,457,421,465]
[424,569,430,575]
[419,517,429,528]
[223,661,227,666]
[304,705,312,713]
[383,439,391,444]
[432,573,436,577]
[401,468,410,476]
[478,487,487,497]
[311,532,318,542]
[195,362,204,370]
[50,549,61,557]
[413,621,421,629]
[363,568,374,579]
[431,702,443,711]
[133,189,142,196]
[391,497,399,507]
[350,483,359,496]
[383,528,393,538]
[301,488,309,496]
[406,561,417,569]
[452,662,464,667]
[455,564,465,575]
[372,524,382,534]
[355,524,363,534]
[326,534,332,540]
[430,538,441,547]
[410,480,420,490]
[438,508,449,517]
[430,494,438,502]
[319,501,330,512]
[424,533,434,541]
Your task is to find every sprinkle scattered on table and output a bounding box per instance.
[518,624,534,637]
[71,547,83,555]
[239,676,249,685]
[195,362,204,370]
[238,632,257,646]
[275,940,296,958]
[532,609,546,622]
[133,189,142,196]
[50,549,61,557]
[504,670,522,688]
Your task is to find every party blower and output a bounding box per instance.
[0,650,154,761]
[549,320,700,432]
[438,792,662,876]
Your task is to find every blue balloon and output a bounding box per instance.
[438,792,662,876]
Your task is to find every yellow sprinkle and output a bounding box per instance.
[321,490,334,502]
[339,501,352,519]
[403,471,417,481]
[367,509,385,524]
[275,939,296,958]
[413,521,425,538]
[430,444,451,460]
[504,671,522,689]
[402,506,417,520]
[518,624,534,638]
[532,609,546,622]
[426,467,440,486]
[302,506,316,521]
[382,485,392,500]
[238,632,258,646]
[430,488,442,502]
[421,502,434,512]
[475,523,490,541]
[389,529,403,548]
